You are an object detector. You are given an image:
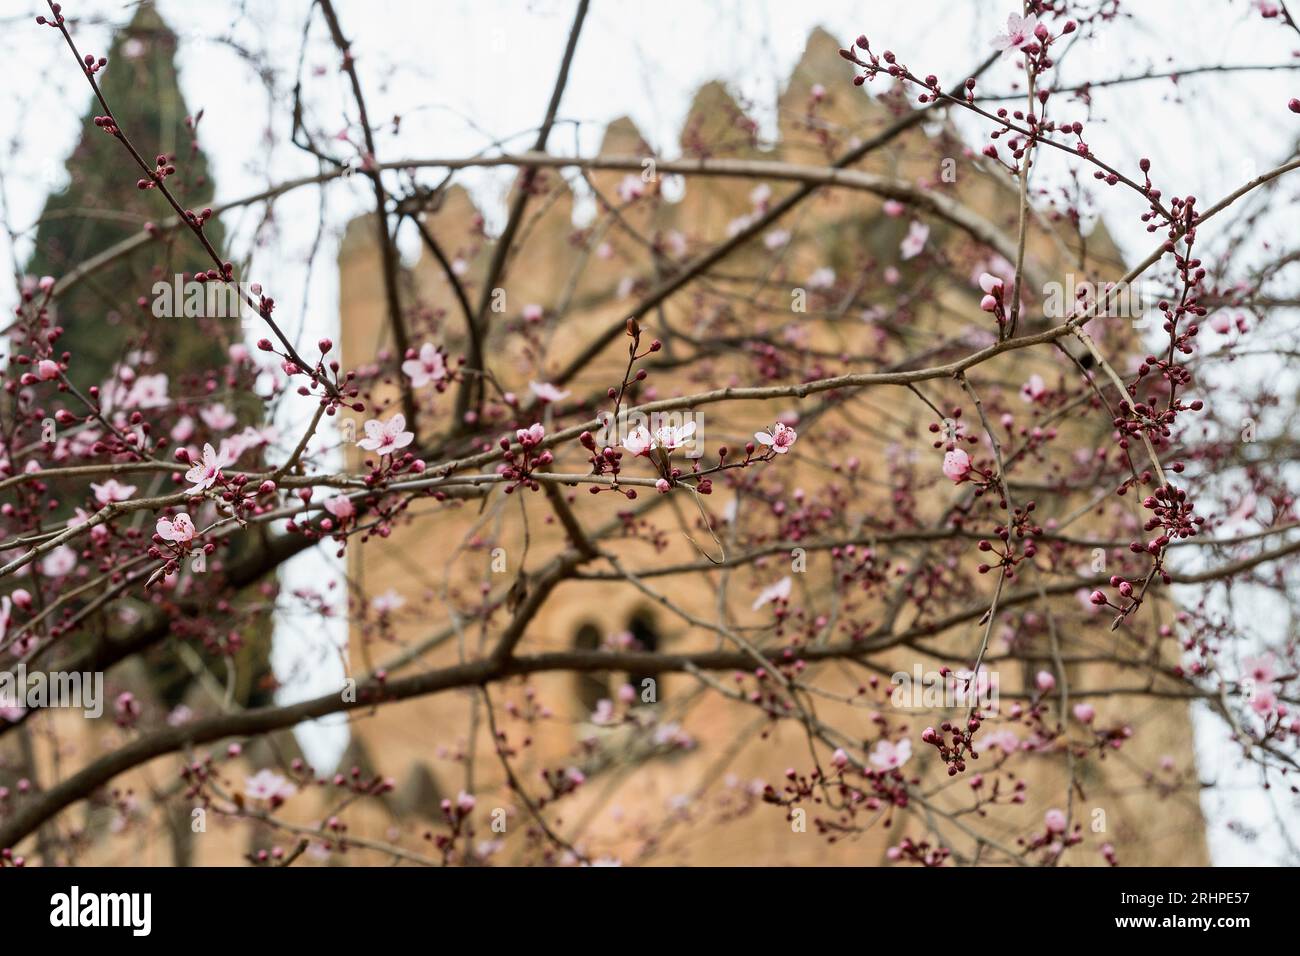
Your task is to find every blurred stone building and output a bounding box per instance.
[327,29,1209,866]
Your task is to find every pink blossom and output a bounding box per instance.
[199,402,237,431]
[184,442,226,495]
[653,420,695,451]
[1073,703,1096,724]
[616,175,645,203]
[115,692,140,724]
[324,495,355,520]
[900,221,929,260]
[2,701,27,723]
[942,448,972,482]
[36,359,60,381]
[979,272,1005,295]
[993,12,1039,58]
[1250,686,1278,717]
[882,199,905,218]
[371,589,405,615]
[38,275,56,292]
[755,422,797,454]
[869,738,913,770]
[41,545,77,578]
[515,422,546,448]
[401,343,448,388]
[522,304,544,323]
[156,513,196,544]
[1044,808,1068,833]
[1243,653,1277,685]
[125,372,169,410]
[1035,670,1056,692]
[1020,374,1047,403]
[655,478,671,494]
[807,267,836,289]
[831,748,850,769]
[90,478,137,505]
[244,769,297,803]
[981,729,1021,754]
[622,425,654,457]
[764,229,790,250]
[358,413,415,455]
[170,415,195,443]
[528,381,570,403]
[752,576,792,610]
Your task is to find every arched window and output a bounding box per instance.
[626,609,661,702]
[572,623,609,717]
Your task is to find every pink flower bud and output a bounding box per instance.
[1035,670,1056,692]
[1073,703,1096,724]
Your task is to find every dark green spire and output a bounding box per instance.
[26,1,226,391]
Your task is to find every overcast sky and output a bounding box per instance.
[1,0,1296,864]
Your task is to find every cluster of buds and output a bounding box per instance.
[1020,808,1085,861]
[91,114,120,136]
[497,423,552,493]
[765,754,917,844]
[1139,484,1203,551]
[977,271,1009,332]
[921,717,983,776]
[80,52,108,76]
[183,206,215,229]
[578,429,634,499]
[137,153,177,190]
[34,5,65,28]
[975,503,1041,580]
[538,765,585,805]
[838,35,907,86]
[886,837,952,867]
[1133,157,1170,230]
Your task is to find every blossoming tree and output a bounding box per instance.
[1,0,1298,867]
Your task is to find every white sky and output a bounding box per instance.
[1,0,1296,864]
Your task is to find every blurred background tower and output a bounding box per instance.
[7,2,278,865]
[25,1,226,391]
